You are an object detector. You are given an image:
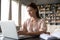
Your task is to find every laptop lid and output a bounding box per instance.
[0,20,19,39]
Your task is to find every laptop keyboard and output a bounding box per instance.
[19,35,33,38]
[0,33,2,36]
[0,33,4,40]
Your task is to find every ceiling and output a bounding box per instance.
[20,0,60,5]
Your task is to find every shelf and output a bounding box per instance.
[56,13,60,15]
[56,21,60,23]
[56,19,60,20]
[55,23,60,25]
[39,11,52,14]
[45,5,50,8]
[58,7,60,9]
[55,16,60,17]
[38,3,60,25]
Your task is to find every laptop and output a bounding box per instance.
[0,20,33,39]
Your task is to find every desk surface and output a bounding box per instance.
[0,37,40,40]
[0,33,42,40]
[0,36,42,40]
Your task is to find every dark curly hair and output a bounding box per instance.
[27,3,41,19]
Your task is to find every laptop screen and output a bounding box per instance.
[0,20,19,39]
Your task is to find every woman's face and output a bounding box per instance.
[27,7,37,17]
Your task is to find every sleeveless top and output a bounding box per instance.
[20,18,47,32]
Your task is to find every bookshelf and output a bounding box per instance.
[38,3,60,25]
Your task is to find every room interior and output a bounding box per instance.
[0,0,60,39]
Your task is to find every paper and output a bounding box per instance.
[0,34,3,37]
[40,33,52,40]
[0,34,4,40]
[51,29,60,39]
[51,31,60,39]
[40,29,60,39]
[0,37,4,40]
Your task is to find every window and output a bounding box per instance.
[1,0,19,26]
[1,0,30,27]
[1,0,10,21]
[12,1,19,26]
[21,4,30,25]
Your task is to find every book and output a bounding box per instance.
[40,29,60,40]
[40,33,52,40]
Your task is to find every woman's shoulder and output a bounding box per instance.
[26,18,31,22]
[38,18,45,24]
[24,18,31,23]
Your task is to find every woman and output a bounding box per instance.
[18,3,49,36]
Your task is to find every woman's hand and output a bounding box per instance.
[17,31,26,35]
[17,30,50,36]
[45,32,50,35]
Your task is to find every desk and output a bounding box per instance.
[0,37,40,40]
[0,33,43,40]
[0,36,43,40]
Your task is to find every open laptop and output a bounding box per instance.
[0,20,33,39]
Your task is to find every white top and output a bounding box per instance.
[20,18,47,32]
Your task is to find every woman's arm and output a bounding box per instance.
[18,19,50,36]
[17,31,50,36]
